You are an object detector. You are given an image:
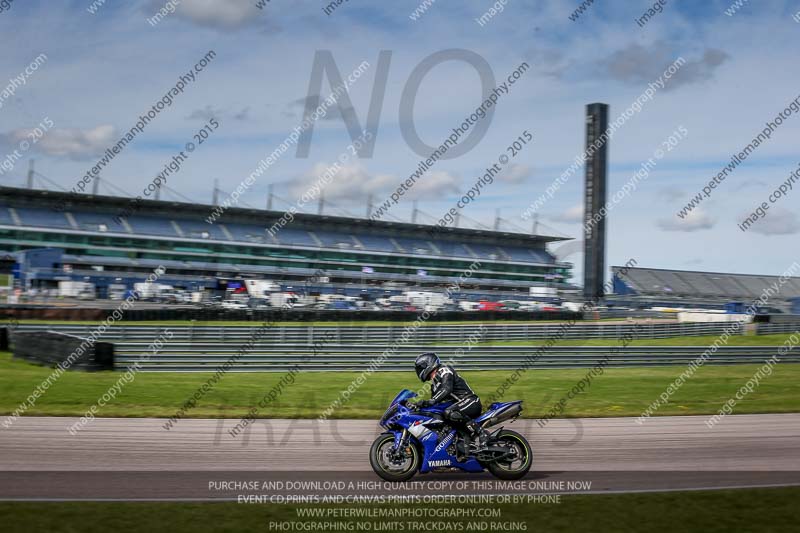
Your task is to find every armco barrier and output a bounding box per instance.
[13,320,750,343]
[9,322,799,373]
[0,307,583,322]
[110,344,797,372]
[11,331,114,371]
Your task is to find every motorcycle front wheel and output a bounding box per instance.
[486,429,533,480]
[369,433,420,482]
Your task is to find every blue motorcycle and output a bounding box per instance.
[370,389,532,482]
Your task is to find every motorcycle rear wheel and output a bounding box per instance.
[369,433,420,482]
[486,429,533,480]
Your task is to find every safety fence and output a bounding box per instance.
[9,320,758,343]
[7,322,798,372]
[109,344,796,372]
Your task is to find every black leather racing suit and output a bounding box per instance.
[430,365,482,436]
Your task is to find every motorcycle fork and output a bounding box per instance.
[392,429,410,457]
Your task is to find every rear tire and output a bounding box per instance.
[486,429,532,480]
[369,433,420,482]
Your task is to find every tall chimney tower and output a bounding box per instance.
[583,103,609,300]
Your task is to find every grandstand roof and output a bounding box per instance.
[612,265,800,301]
[0,186,568,246]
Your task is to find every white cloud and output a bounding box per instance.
[496,163,532,184]
[548,204,583,224]
[171,0,262,29]
[3,125,115,160]
[287,163,460,204]
[657,209,715,232]
[749,209,800,236]
[552,239,583,261]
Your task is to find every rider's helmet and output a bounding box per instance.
[414,352,440,382]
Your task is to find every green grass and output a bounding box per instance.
[2,347,799,419]
[1,487,797,533]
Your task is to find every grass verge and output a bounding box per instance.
[1,350,798,419]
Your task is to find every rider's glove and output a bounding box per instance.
[415,399,434,408]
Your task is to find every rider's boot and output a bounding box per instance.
[467,422,488,453]
[455,432,468,462]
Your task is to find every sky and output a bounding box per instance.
[0,0,799,284]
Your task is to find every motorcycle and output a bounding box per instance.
[370,389,532,482]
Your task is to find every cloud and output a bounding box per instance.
[187,105,223,121]
[732,179,768,192]
[548,204,583,224]
[285,95,354,122]
[411,171,461,197]
[170,0,263,29]
[287,163,460,204]
[233,107,251,121]
[524,47,569,79]
[552,239,583,261]
[657,187,687,202]
[496,163,532,184]
[2,125,115,160]
[657,209,715,232]
[187,105,250,121]
[748,209,800,235]
[604,42,729,90]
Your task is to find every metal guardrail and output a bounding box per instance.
[10,322,799,372]
[753,323,800,335]
[109,344,794,372]
[12,321,756,343]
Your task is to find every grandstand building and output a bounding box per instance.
[612,265,800,309]
[0,186,572,298]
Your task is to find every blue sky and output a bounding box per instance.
[0,0,799,284]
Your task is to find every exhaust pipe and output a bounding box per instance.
[480,403,522,428]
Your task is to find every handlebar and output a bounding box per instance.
[402,400,418,411]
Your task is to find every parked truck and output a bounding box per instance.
[245,279,280,298]
[529,286,558,298]
[133,282,174,300]
[58,281,95,299]
[404,291,452,312]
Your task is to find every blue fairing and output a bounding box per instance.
[380,392,483,473]
[474,401,522,424]
[390,389,418,406]
[378,390,523,475]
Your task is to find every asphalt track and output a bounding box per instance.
[1,414,799,500]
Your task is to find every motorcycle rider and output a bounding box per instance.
[412,352,488,453]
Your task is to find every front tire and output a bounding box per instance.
[369,433,420,482]
[487,429,533,480]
